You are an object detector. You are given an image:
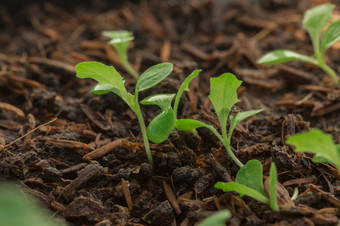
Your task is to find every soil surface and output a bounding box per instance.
[0,0,340,225]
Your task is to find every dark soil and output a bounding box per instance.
[0,0,339,225]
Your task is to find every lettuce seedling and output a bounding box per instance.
[215,160,279,211]
[103,30,139,79]
[286,129,340,171]
[257,4,340,85]
[140,69,202,144]
[199,210,231,226]
[75,61,173,165]
[174,73,263,168]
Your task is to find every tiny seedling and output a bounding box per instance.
[215,159,279,211]
[257,4,340,85]
[140,69,202,144]
[173,73,263,168]
[75,61,173,165]
[286,128,340,171]
[199,210,232,226]
[103,30,139,79]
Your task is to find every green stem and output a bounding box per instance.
[224,142,244,168]
[122,60,139,79]
[318,62,339,85]
[205,124,244,168]
[134,104,153,166]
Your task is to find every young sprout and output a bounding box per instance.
[199,210,232,226]
[174,73,263,168]
[102,30,139,79]
[257,4,340,85]
[286,128,340,171]
[140,69,202,144]
[75,61,173,165]
[215,160,279,211]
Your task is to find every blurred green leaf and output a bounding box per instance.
[199,210,231,226]
[257,50,315,65]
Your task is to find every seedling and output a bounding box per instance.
[257,4,340,85]
[174,73,263,168]
[75,61,173,165]
[215,160,279,211]
[140,69,202,144]
[199,210,231,226]
[103,30,139,79]
[286,129,340,171]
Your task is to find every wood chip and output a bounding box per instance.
[0,102,25,117]
[162,180,182,214]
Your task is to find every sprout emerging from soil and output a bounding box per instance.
[258,4,340,85]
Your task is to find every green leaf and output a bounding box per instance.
[257,50,315,65]
[269,162,279,211]
[135,63,173,92]
[174,69,202,115]
[75,61,131,105]
[303,4,334,51]
[235,159,267,197]
[175,119,210,131]
[199,210,231,226]
[215,182,269,204]
[140,93,175,110]
[102,30,134,44]
[209,73,242,131]
[147,108,175,143]
[321,19,340,52]
[229,109,263,137]
[286,129,340,170]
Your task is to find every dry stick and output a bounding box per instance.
[82,138,127,160]
[162,180,182,215]
[121,178,133,211]
[0,117,58,151]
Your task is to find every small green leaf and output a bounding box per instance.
[257,50,315,65]
[286,129,340,170]
[269,162,279,211]
[321,19,340,52]
[174,69,202,115]
[140,93,175,110]
[215,182,269,204]
[199,210,231,226]
[235,159,267,197]
[75,61,131,104]
[229,109,263,137]
[102,30,134,44]
[135,63,173,92]
[209,73,242,131]
[303,4,334,51]
[175,119,210,131]
[147,109,175,143]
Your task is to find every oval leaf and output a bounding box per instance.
[257,50,315,65]
[147,109,175,144]
[321,19,340,52]
[209,73,241,128]
[286,129,340,170]
[135,63,173,92]
[229,109,263,136]
[215,182,269,204]
[140,93,175,110]
[199,210,231,226]
[303,4,334,47]
[102,30,134,44]
[269,162,279,211]
[175,119,209,131]
[235,159,267,197]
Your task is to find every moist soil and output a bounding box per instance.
[0,0,340,225]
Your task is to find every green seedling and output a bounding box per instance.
[140,69,202,144]
[257,4,340,85]
[75,61,173,165]
[174,73,263,168]
[199,210,232,226]
[215,160,279,211]
[286,128,340,171]
[103,30,139,79]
